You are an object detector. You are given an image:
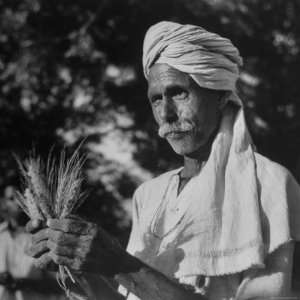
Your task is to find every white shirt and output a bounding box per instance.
[119,153,300,299]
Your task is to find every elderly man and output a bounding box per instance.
[26,21,300,300]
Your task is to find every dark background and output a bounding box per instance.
[1,0,300,286]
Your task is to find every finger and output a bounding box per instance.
[48,229,79,247]
[26,219,44,233]
[49,252,83,271]
[25,240,49,258]
[31,228,49,244]
[34,253,58,271]
[47,240,75,258]
[47,218,95,235]
[67,214,86,222]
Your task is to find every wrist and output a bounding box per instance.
[102,232,142,276]
[118,251,143,274]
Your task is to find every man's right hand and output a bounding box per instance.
[25,219,58,271]
[25,217,132,276]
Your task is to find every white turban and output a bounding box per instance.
[143,21,243,94]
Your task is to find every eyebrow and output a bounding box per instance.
[148,84,187,100]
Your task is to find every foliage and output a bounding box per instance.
[0,0,300,241]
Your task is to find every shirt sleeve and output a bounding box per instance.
[118,188,143,299]
[126,188,143,255]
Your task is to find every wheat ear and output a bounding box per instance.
[26,158,53,218]
[14,146,87,298]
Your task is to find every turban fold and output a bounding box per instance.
[143,21,243,93]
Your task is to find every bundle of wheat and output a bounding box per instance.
[15,147,87,298]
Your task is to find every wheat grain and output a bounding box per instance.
[27,158,53,218]
[15,146,87,298]
[24,188,43,219]
[14,191,30,217]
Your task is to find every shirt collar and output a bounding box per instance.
[0,221,8,233]
[170,167,183,177]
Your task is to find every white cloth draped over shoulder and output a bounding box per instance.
[131,21,300,277]
[127,107,300,280]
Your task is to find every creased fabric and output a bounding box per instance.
[125,106,300,281]
[143,21,243,92]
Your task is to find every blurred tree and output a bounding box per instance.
[0,0,300,244]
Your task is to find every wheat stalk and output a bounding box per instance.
[14,145,87,298]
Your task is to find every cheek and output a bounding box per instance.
[151,104,168,126]
[178,104,204,127]
[151,107,161,124]
[183,98,216,127]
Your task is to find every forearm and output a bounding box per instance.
[15,277,62,294]
[0,275,62,294]
[67,273,125,300]
[114,255,206,300]
[26,218,205,299]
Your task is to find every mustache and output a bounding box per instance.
[158,121,195,138]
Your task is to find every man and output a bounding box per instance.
[25,21,300,299]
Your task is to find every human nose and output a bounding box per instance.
[158,98,178,123]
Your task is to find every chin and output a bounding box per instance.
[165,131,210,156]
[168,140,202,156]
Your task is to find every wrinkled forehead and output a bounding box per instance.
[147,63,191,94]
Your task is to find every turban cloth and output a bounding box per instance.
[143,21,243,95]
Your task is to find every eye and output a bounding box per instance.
[150,94,162,106]
[170,87,188,100]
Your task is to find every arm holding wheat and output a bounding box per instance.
[19,149,293,300]
[25,217,212,300]
[15,150,211,300]
[25,218,126,300]
[26,213,294,300]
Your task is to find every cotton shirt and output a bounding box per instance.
[119,153,300,299]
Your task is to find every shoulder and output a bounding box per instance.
[254,152,299,196]
[254,152,300,204]
[255,152,292,184]
[254,153,300,252]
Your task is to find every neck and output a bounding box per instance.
[181,156,204,178]
[181,118,221,178]
[181,144,211,178]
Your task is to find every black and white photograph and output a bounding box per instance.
[1,1,300,299]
